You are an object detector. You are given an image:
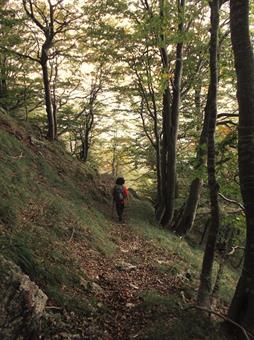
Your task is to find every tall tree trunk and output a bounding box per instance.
[175,86,211,236]
[159,87,171,224]
[197,0,220,308]
[80,140,88,162]
[228,0,254,332]
[0,55,7,105]
[174,178,203,235]
[154,111,162,209]
[159,0,185,227]
[80,128,89,162]
[156,0,171,224]
[155,140,162,208]
[41,50,56,141]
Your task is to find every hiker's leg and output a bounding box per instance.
[116,203,124,221]
[119,204,124,221]
[116,203,122,221]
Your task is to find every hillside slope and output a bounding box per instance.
[0,112,237,339]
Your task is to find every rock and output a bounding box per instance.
[80,279,104,294]
[90,282,104,294]
[29,136,47,147]
[58,332,81,339]
[126,303,136,308]
[0,255,47,340]
[80,278,89,289]
[115,261,137,272]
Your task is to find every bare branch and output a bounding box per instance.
[217,120,238,126]
[0,45,40,63]
[218,192,245,212]
[22,0,45,32]
[228,245,245,256]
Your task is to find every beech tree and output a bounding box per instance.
[21,0,81,140]
[157,0,185,226]
[197,0,220,308]
[227,0,254,332]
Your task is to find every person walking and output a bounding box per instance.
[112,177,128,222]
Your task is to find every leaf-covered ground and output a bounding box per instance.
[42,209,230,340]
[0,113,236,339]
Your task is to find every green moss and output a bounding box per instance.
[138,290,180,316]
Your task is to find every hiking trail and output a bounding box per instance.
[56,218,188,340]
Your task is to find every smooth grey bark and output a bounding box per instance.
[41,56,55,141]
[197,0,220,308]
[79,83,100,162]
[158,0,185,227]
[174,86,211,235]
[175,177,203,235]
[156,0,171,224]
[228,0,254,333]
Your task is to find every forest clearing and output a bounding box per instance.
[0,0,254,339]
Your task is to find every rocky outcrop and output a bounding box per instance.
[0,255,47,340]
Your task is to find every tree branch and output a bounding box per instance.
[185,305,251,340]
[218,192,245,212]
[22,0,46,32]
[0,45,39,63]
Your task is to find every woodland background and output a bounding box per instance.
[0,0,254,339]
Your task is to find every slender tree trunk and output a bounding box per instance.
[175,178,203,235]
[159,87,171,224]
[154,113,162,208]
[175,86,211,236]
[159,0,185,227]
[195,84,202,131]
[228,0,254,332]
[156,0,171,223]
[52,67,58,139]
[197,0,220,308]
[155,141,162,206]
[112,135,117,177]
[41,51,56,141]
[0,55,7,104]
[199,219,210,245]
[80,128,89,162]
[80,140,88,162]
[211,257,226,302]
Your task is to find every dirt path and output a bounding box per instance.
[77,223,183,339]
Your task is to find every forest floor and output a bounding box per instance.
[0,112,236,339]
[43,209,230,340]
[75,221,184,339]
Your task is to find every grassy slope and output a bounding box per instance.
[0,112,239,339]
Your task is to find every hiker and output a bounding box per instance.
[112,177,128,222]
